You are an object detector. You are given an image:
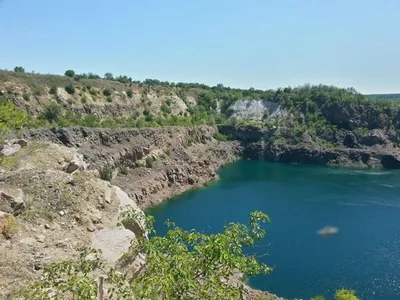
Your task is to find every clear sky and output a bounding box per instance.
[0,0,399,94]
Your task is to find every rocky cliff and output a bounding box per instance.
[0,126,242,297]
[22,125,241,209]
[219,124,400,169]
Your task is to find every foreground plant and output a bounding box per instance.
[17,211,272,300]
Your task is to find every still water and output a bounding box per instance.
[149,161,400,299]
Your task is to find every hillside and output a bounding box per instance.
[366,93,400,101]
[1,69,397,299]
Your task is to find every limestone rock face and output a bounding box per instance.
[91,228,136,264]
[0,184,25,215]
[0,139,29,157]
[113,186,146,237]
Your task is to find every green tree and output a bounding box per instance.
[17,211,272,300]
[41,103,62,123]
[14,66,25,73]
[87,73,100,79]
[64,70,75,78]
[104,72,114,80]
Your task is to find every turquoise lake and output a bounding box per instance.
[149,161,400,300]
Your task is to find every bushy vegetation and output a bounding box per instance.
[145,156,154,168]
[0,99,29,140]
[103,88,113,96]
[64,70,75,78]
[49,85,58,95]
[15,208,359,300]
[65,84,75,94]
[334,289,359,300]
[89,87,98,96]
[0,214,19,239]
[22,93,31,101]
[367,93,400,101]
[126,89,133,98]
[14,66,25,73]
[17,211,272,300]
[187,136,195,146]
[41,103,62,123]
[99,165,113,181]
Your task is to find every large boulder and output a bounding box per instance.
[0,184,25,215]
[0,139,28,157]
[65,152,88,174]
[343,132,359,148]
[1,143,21,157]
[360,129,388,146]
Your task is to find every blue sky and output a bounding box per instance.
[0,0,399,93]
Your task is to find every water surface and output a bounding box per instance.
[149,161,400,299]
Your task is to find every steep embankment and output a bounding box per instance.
[0,70,201,118]
[22,125,240,209]
[0,126,243,298]
[0,140,145,298]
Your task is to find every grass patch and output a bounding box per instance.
[145,157,154,168]
[0,214,19,239]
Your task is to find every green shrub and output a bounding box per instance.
[42,103,62,123]
[0,214,19,239]
[213,132,230,141]
[106,96,113,102]
[143,109,150,116]
[166,98,173,106]
[49,86,58,95]
[14,66,25,73]
[334,289,359,300]
[0,100,29,139]
[16,211,271,300]
[126,89,133,98]
[22,93,31,101]
[354,127,368,136]
[65,85,75,95]
[120,167,129,175]
[99,165,113,181]
[161,103,172,114]
[311,296,326,300]
[33,86,44,96]
[145,157,154,168]
[89,87,98,96]
[81,94,88,104]
[145,114,154,122]
[103,88,113,97]
[187,136,195,146]
[64,70,75,78]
